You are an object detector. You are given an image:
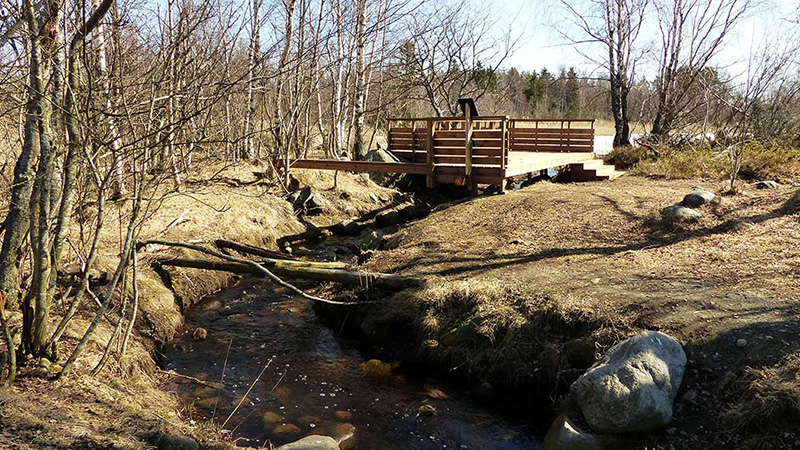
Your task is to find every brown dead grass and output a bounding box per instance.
[722,354,800,434]
[1,161,396,449]
[366,176,800,446]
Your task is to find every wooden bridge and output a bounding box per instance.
[287,115,622,192]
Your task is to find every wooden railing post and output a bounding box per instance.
[464,104,475,194]
[411,120,417,163]
[426,119,436,188]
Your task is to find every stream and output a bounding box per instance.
[163,275,543,449]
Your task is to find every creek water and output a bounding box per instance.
[163,278,543,449]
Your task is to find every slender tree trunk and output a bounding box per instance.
[92,0,125,198]
[275,0,296,185]
[352,0,367,159]
[245,0,260,160]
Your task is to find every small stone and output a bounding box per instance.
[661,205,702,221]
[424,385,449,400]
[154,434,199,450]
[275,436,339,450]
[417,404,436,417]
[756,180,779,189]
[192,328,207,341]
[312,423,357,450]
[681,190,717,207]
[38,357,52,369]
[736,338,748,348]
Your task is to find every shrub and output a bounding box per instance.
[606,138,800,181]
[738,141,800,181]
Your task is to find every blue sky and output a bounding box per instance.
[495,0,799,81]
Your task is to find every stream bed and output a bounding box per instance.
[163,277,543,449]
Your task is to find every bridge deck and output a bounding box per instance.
[286,117,599,191]
[289,151,596,183]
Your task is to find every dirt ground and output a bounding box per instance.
[365,176,800,449]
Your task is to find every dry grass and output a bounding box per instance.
[722,354,800,433]
[0,161,396,449]
[366,177,800,446]
[606,141,800,181]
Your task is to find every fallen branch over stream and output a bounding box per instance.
[138,239,420,305]
[152,257,418,290]
[215,239,298,261]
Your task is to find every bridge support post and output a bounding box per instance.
[426,119,436,188]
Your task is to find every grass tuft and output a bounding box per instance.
[721,354,800,433]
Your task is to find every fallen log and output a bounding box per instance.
[215,240,348,269]
[215,239,298,261]
[153,257,420,291]
[139,239,357,305]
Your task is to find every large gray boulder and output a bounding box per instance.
[275,435,339,450]
[681,190,717,207]
[570,331,687,433]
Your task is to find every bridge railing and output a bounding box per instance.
[388,117,594,188]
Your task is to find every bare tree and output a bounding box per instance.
[650,0,754,139]
[561,0,649,147]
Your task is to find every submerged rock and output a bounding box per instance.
[272,423,302,437]
[359,359,394,378]
[570,331,687,433]
[544,414,601,450]
[263,411,283,424]
[333,410,354,421]
[661,205,701,221]
[275,435,339,450]
[297,415,322,427]
[192,327,207,341]
[681,190,717,207]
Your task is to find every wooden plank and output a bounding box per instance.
[435,130,503,139]
[510,138,594,145]
[509,129,594,137]
[436,166,503,177]
[434,156,503,165]
[290,159,427,174]
[512,144,594,152]
[504,152,594,177]
[433,147,501,156]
